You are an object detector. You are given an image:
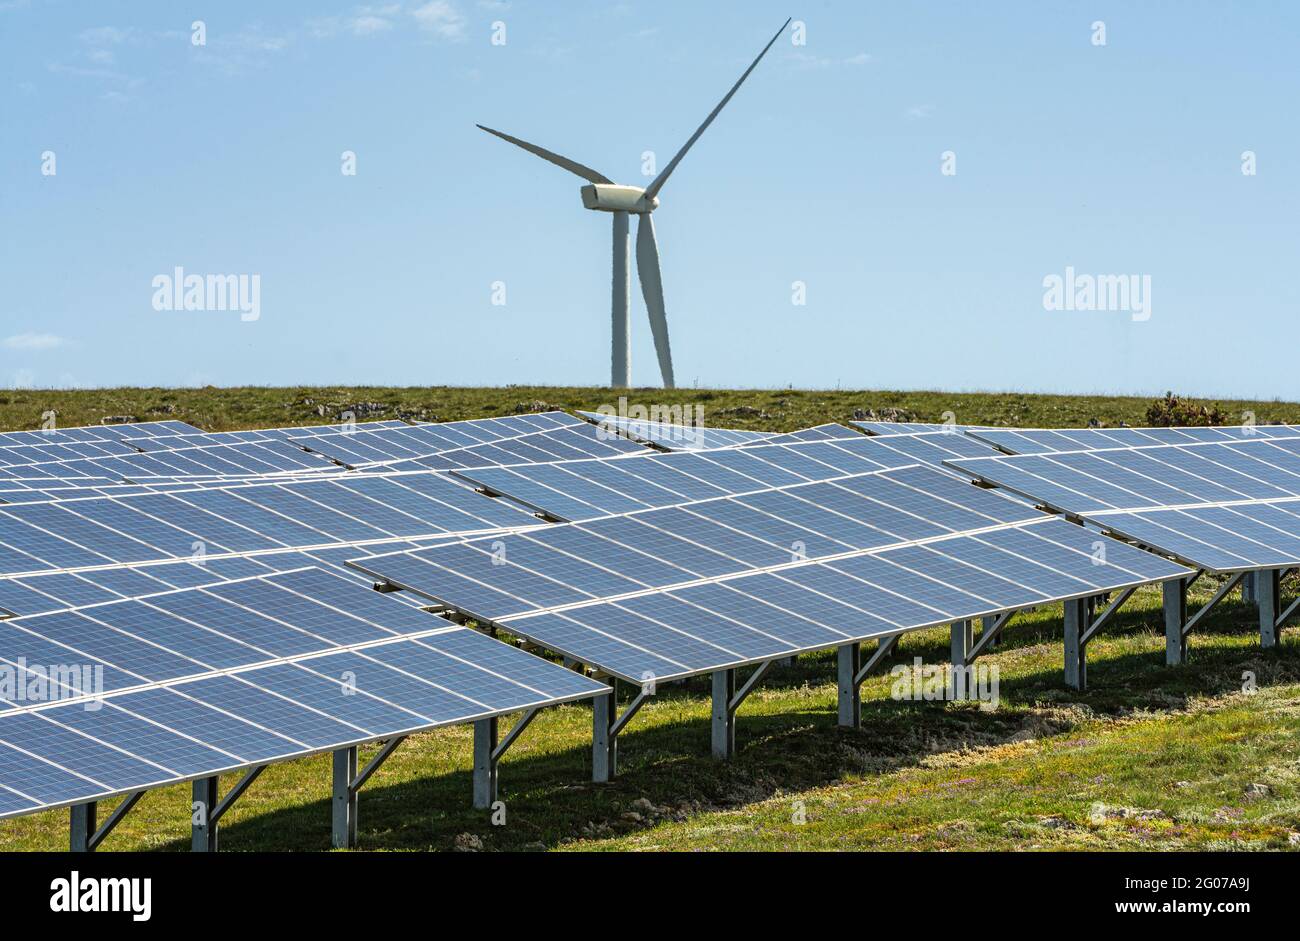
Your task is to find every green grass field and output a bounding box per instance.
[1,386,1298,852]
[4,385,1299,434]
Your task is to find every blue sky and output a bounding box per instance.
[3,1,1297,399]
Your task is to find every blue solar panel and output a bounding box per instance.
[0,567,608,820]
[0,513,112,571]
[969,425,1300,455]
[114,685,306,762]
[356,464,1190,682]
[87,598,274,670]
[0,712,172,792]
[47,702,238,779]
[948,439,1300,570]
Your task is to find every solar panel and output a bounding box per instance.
[0,421,203,451]
[353,466,1188,683]
[353,465,1045,618]
[452,435,987,523]
[746,423,863,445]
[853,421,993,436]
[968,424,1300,456]
[576,410,779,450]
[947,438,1300,571]
[0,567,607,820]
[0,467,539,585]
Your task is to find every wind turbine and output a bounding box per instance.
[477,18,791,389]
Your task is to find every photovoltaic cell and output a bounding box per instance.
[355,466,1190,681]
[947,438,1300,571]
[0,567,607,820]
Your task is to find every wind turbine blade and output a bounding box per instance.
[475,124,613,184]
[635,214,675,389]
[643,17,791,200]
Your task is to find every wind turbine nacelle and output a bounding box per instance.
[580,184,659,214]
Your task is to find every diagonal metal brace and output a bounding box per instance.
[1182,571,1245,639]
[209,765,265,826]
[966,611,1014,664]
[609,688,653,738]
[854,634,900,686]
[1276,594,1300,631]
[728,659,775,715]
[491,709,539,763]
[1080,585,1138,647]
[86,790,145,852]
[351,736,408,795]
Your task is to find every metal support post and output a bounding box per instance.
[711,669,736,759]
[332,746,358,848]
[837,643,861,728]
[70,802,96,853]
[592,689,616,783]
[472,717,499,810]
[1164,578,1188,666]
[192,776,219,852]
[1063,597,1088,690]
[1259,568,1281,648]
[950,620,973,699]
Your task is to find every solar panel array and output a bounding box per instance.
[968,424,1300,455]
[947,437,1300,571]
[0,421,201,447]
[354,464,1187,682]
[1,440,342,482]
[121,419,413,451]
[0,470,537,579]
[376,423,648,471]
[854,420,993,437]
[453,434,1001,523]
[0,417,582,618]
[0,409,1289,840]
[290,411,594,466]
[0,534,460,617]
[747,423,865,446]
[576,410,780,450]
[0,567,606,820]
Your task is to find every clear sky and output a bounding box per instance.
[3,1,1297,398]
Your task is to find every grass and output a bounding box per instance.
[0,386,1298,852]
[3,385,1300,434]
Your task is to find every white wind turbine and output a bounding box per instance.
[477,18,791,389]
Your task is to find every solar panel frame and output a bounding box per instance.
[0,567,608,820]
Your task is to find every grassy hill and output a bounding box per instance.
[4,385,1299,434]
[1,387,1298,852]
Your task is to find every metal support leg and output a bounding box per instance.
[70,802,96,853]
[1242,571,1257,605]
[1259,568,1281,648]
[592,690,616,783]
[472,717,499,809]
[1164,579,1188,666]
[1063,597,1088,690]
[982,615,1000,649]
[950,620,973,699]
[332,746,357,849]
[191,776,219,852]
[711,669,736,760]
[837,643,861,728]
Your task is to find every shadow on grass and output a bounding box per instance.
[175,615,1299,853]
